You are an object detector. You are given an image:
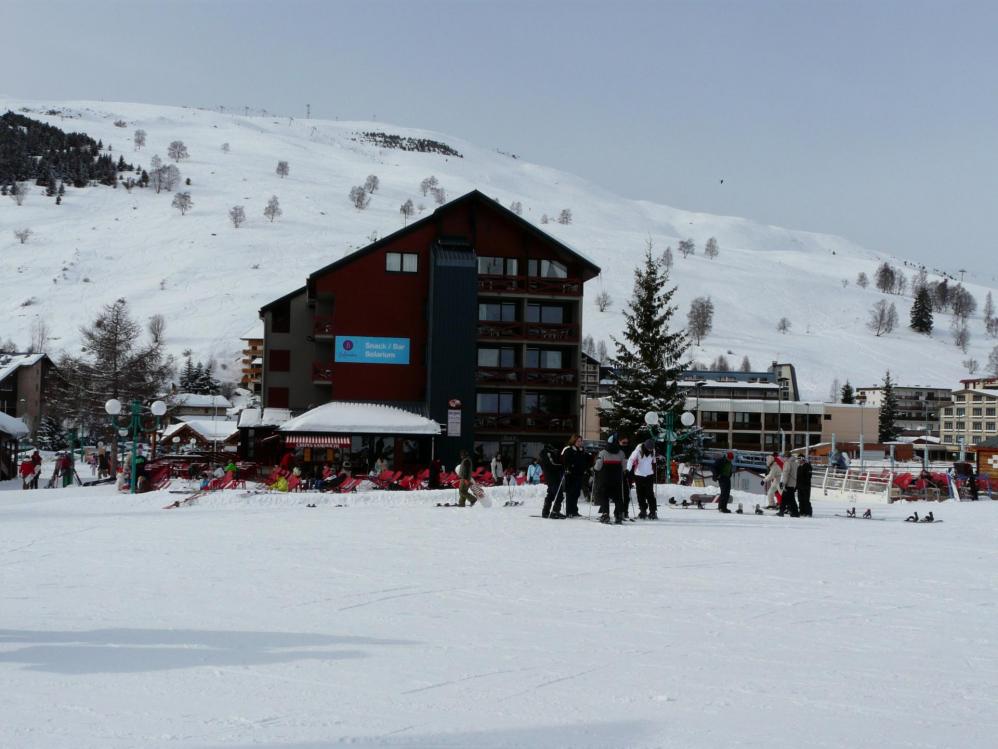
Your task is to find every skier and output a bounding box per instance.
[526,458,542,485]
[539,443,564,518]
[627,438,658,519]
[763,452,783,509]
[456,450,476,507]
[560,434,589,518]
[796,455,813,517]
[712,451,733,513]
[594,434,628,524]
[778,451,800,517]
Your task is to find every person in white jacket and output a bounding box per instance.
[763,452,783,509]
[627,439,658,519]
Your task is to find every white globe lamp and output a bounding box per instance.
[150,400,167,417]
[680,411,696,427]
[644,411,660,426]
[105,398,122,416]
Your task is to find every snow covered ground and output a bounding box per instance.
[2,482,996,748]
[2,98,996,397]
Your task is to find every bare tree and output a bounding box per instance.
[829,377,841,402]
[596,339,609,363]
[988,346,998,376]
[953,324,970,353]
[678,238,696,258]
[582,335,596,357]
[150,164,180,193]
[856,271,869,288]
[221,142,230,153]
[662,246,673,270]
[988,317,998,339]
[229,205,246,228]
[13,228,32,244]
[868,300,898,336]
[509,201,522,215]
[875,262,896,293]
[842,278,850,288]
[400,199,414,224]
[777,317,791,334]
[558,208,572,224]
[687,296,715,345]
[29,319,49,353]
[740,355,752,372]
[419,176,438,196]
[10,182,28,206]
[704,237,719,259]
[595,290,613,312]
[540,214,550,224]
[913,267,928,293]
[950,284,977,323]
[167,140,189,161]
[171,192,193,215]
[429,186,446,205]
[712,355,731,372]
[263,195,282,222]
[273,160,290,179]
[963,358,979,374]
[893,271,908,296]
[133,129,146,150]
[985,291,995,324]
[147,314,166,344]
[349,185,370,209]
[364,174,380,193]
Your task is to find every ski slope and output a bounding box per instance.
[1,482,995,748]
[1,98,996,397]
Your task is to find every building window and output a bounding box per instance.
[269,349,291,372]
[986,408,996,416]
[956,421,965,430]
[479,302,517,322]
[973,395,983,402]
[477,391,514,414]
[478,256,518,276]
[973,408,983,416]
[386,252,418,273]
[527,259,567,278]
[525,348,563,369]
[973,422,983,432]
[526,303,565,324]
[524,391,571,414]
[268,386,289,408]
[943,421,953,430]
[478,347,516,368]
[986,422,996,432]
[271,300,291,334]
[972,436,982,444]
[733,412,761,429]
[956,408,965,416]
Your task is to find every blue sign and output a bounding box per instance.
[335,336,411,365]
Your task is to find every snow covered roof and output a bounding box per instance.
[678,379,778,390]
[162,419,240,442]
[170,393,233,409]
[0,353,46,383]
[241,321,264,341]
[238,407,292,428]
[280,401,441,435]
[0,411,30,439]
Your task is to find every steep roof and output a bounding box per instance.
[170,393,233,409]
[0,353,47,384]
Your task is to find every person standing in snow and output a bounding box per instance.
[539,443,564,518]
[779,451,800,517]
[712,451,734,513]
[456,450,476,507]
[763,452,783,509]
[796,454,813,517]
[526,459,542,485]
[490,452,504,485]
[595,434,628,524]
[628,438,658,519]
[560,434,589,518]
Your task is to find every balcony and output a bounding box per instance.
[312,361,334,384]
[313,316,335,338]
[474,412,577,433]
[475,367,578,387]
[476,321,580,343]
[477,275,583,297]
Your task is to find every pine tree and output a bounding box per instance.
[179,356,197,391]
[600,247,689,438]
[36,414,67,451]
[878,371,899,443]
[910,286,934,334]
[841,381,855,404]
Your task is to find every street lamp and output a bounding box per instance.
[645,409,697,483]
[104,398,167,494]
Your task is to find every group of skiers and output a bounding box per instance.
[761,451,813,517]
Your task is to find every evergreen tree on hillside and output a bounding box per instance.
[600,248,689,438]
[36,414,68,451]
[841,381,855,404]
[179,356,197,391]
[878,371,899,443]
[910,286,934,334]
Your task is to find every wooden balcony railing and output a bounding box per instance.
[477,275,583,297]
[474,413,577,432]
[312,361,334,383]
[476,321,579,342]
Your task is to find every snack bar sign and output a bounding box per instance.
[334,336,410,365]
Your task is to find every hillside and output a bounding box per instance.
[1,98,995,399]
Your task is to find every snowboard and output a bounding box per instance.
[163,490,206,509]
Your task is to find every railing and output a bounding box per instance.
[476,367,577,386]
[474,413,576,432]
[478,275,583,297]
[312,361,334,383]
[476,321,579,342]
[313,316,335,337]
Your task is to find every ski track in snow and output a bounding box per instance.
[1,481,997,747]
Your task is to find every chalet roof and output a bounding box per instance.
[0,411,29,439]
[0,353,47,384]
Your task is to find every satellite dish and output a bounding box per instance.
[680,411,696,427]
[644,411,660,426]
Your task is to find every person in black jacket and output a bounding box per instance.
[595,434,628,524]
[796,455,813,516]
[539,443,565,518]
[712,451,733,513]
[560,434,589,518]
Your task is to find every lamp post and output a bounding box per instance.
[104,398,167,493]
[645,409,697,484]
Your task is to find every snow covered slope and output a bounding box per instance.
[1,98,994,397]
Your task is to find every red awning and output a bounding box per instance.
[284,434,351,448]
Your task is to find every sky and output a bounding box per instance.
[4,0,997,270]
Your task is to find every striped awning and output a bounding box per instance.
[284,434,351,448]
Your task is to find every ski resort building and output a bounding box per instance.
[258,191,601,469]
[856,384,952,437]
[0,352,52,436]
[681,362,800,402]
[239,323,264,395]
[939,379,998,450]
[0,411,30,481]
